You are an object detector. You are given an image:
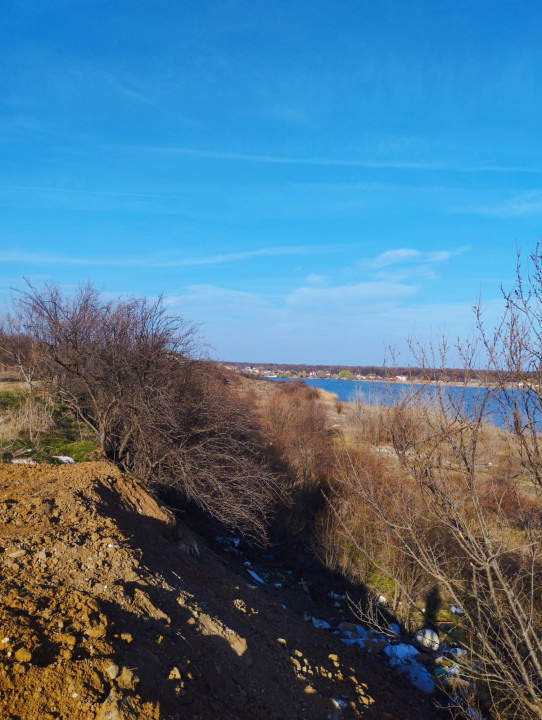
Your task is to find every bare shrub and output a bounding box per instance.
[262,381,331,488]
[325,443,431,632]
[6,283,278,541]
[331,352,542,718]
[261,381,333,537]
[347,391,391,446]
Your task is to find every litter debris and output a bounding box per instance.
[383,644,420,664]
[246,569,264,584]
[52,455,75,464]
[451,605,465,615]
[442,645,467,658]
[383,644,435,693]
[311,617,331,630]
[415,627,439,652]
[216,536,241,553]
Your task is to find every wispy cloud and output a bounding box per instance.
[454,190,542,217]
[0,246,321,268]
[286,281,417,309]
[0,185,188,201]
[139,145,542,174]
[361,247,468,270]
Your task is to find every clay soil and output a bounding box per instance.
[0,461,448,720]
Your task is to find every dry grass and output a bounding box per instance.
[0,396,54,442]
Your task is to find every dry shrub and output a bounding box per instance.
[262,381,331,488]
[334,387,542,719]
[323,444,432,631]
[480,475,542,530]
[261,381,333,537]
[347,392,391,446]
[6,283,279,542]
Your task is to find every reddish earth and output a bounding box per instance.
[0,461,447,720]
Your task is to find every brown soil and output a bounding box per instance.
[0,461,447,720]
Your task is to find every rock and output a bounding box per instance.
[7,549,26,558]
[105,663,119,680]
[168,666,181,680]
[37,550,47,562]
[116,666,138,690]
[276,637,287,647]
[14,647,32,663]
[94,689,140,720]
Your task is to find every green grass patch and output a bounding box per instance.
[0,390,29,411]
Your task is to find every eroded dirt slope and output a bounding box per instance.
[0,462,445,720]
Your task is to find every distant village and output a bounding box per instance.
[224,362,446,383]
[225,364,393,381]
[223,362,531,388]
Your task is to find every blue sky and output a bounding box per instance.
[2,1,542,365]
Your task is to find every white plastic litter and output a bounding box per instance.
[52,455,75,464]
[383,644,420,664]
[446,646,468,658]
[415,627,439,651]
[451,605,465,615]
[246,569,264,584]
[402,662,435,693]
[311,617,331,630]
[384,644,435,693]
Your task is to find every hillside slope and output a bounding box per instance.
[0,462,446,720]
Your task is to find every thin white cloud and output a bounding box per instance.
[138,145,542,174]
[286,281,417,309]
[0,246,320,268]
[361,246,467,269]
[454,191,542,217]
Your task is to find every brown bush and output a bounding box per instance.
[6,283,278,542]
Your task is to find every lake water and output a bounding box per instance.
[268,377,539,430]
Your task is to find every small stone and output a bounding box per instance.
[14,647,32,663]
[105,663,119,680]
[276,638,287,647]
[168,667,181,680]
[116,666,138,690]
[293,649,303,658]
[328,653,339,662]
[37,550,47,562]
[8,549,26,558]
[120,633,133,643]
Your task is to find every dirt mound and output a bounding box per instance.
[0,462,445,719]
